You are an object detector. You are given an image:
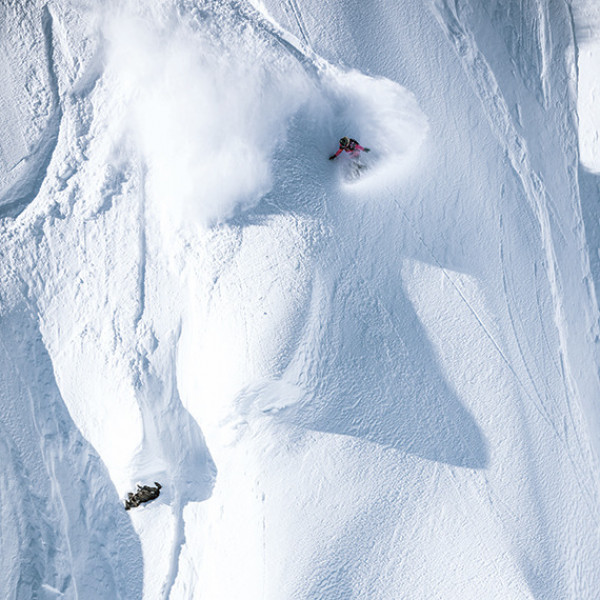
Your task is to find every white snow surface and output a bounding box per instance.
[1,0,600,598]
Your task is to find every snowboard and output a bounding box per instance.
[343,151,371,182]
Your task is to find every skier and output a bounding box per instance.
[329,137,370,160]
[124,482,162,510]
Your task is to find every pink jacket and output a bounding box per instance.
[333,139,365,158]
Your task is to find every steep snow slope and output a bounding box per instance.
[1,0,600,599]
[0,3,61,218]
[572,0,600,173]
[573,0,600,337]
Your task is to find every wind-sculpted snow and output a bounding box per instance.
[0,4,62,218]
[0,298,142,598]
[1,0,600,598]
[572,0,600,174]
[572,0,600,279]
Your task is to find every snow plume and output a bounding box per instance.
[322,67,429,182]
[101,2,426,222]
[103,5,310,227]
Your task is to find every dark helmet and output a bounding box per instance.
[339,136,350,148]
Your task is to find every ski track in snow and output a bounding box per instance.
[1,0,600,598]
[434,0,600,519]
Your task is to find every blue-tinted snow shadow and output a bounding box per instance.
[270,241,489,469]
[578,165,600,312]
[231,103,488,470]
[0,304,143,599]
[282,276,488,468]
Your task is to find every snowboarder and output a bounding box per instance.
[124,482,162,510]
[329,137,370,160]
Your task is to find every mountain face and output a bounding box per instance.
[1,1,600,598]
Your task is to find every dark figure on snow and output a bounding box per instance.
[124,482,162,510]
[329,136,370,160]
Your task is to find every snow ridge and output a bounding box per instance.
[0,5,62,218]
